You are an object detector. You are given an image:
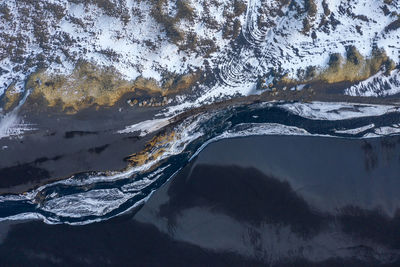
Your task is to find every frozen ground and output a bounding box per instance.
[0,0,399,101]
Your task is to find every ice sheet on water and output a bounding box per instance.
[41,189,135,218]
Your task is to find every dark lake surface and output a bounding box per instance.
[1,134,400,266]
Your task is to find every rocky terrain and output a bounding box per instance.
[0,0,399,116]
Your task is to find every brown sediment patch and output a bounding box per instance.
[25,62,200,114]
[127,131,176,167]
[163,72,201,94]
[0,84,21,112]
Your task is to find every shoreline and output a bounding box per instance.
[1,87,400,195]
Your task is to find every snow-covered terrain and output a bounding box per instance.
[0,0,234,95]
[0,0,399,104]
[345,69,400,97]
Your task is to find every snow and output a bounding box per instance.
[118,116,173,136]
[345,70,400,97]
[1,0,399,105]
[0,91,36,139]
[41,189,135,218]
[0,112,34,140]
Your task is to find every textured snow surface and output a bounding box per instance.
[1,0,399,101]
[0,0,231,95]
[345,70,400,97]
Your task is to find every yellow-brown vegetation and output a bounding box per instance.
[281,47,395,86]
[26,62,199,113]
[127,131,175,166]
[1,84,21,112]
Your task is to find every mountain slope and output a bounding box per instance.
[0,0,399,113]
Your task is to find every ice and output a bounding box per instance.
[41,189,135,218]
[279,102,400,121]
[118,116,173,136]
[335,124,375,135]
[2,0,398,104]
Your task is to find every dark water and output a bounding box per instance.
[1,134,400,266]
[2,103,400,225]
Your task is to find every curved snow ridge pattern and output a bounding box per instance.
[0,101,400,225]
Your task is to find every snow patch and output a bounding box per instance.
[117,116,173,136]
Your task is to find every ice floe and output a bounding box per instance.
[279,102,400,121]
